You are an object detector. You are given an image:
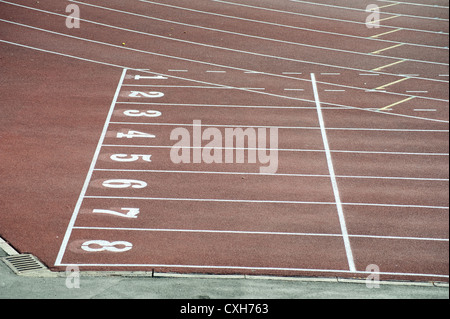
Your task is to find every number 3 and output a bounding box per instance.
[123,110,162,117]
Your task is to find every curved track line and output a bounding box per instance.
[289,0,449,21]
[1,16,449,107]
[211,0,449,34]
[0,38,447,125]
[136,0,448,49]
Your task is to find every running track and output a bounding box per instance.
[0,0,448,282]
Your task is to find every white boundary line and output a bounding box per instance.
[72,226,449,242]
[54,68,128,266]
[55,262,449,279]
[311,73,356,272]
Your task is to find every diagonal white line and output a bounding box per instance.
[311,73,356,272]
[54,68,128,266]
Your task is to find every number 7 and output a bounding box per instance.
[92,208,140,219]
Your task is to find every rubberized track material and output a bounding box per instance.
[0,0,448,283]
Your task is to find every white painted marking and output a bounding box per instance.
[56,262,450,279]
[94,168,449,182]
[73,226,449,242]
[55,68,128,266]
[311,73,356,272]
[1,39,447,125]
[135,0,448,50]
[108,121,449,133]
[210,0,448,35]
[83,196,449,210]
[102,144,449,156]
[289,0,449,21]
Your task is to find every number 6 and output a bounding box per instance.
[102,179,147,189]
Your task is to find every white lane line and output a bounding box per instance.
[55,262,450,279]
[83,196,449,210]
[3,8,450,99]
[376,0,449,9]
[93,168,449,182]
[206,70,227,73]
[108,121,449,133]
[1,39,447,125]
[211,0,449,35]
[289,0,449,21]
[72,226,449,242]
[54,68,128,266]
[137,0,448,49]
[46,1,450,68]
[3,14,448,107]
[311,73,356,272]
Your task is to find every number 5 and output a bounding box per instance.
[110,154,152,162]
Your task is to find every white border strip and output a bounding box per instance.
[56,262,449,279]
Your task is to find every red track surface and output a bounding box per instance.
[0,0,448,282]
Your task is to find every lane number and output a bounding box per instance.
[102,179,147,189]
[123,110,162,117]
[81,240,133,252]
[92,208,140,219]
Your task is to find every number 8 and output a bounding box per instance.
[81,240,133,252]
